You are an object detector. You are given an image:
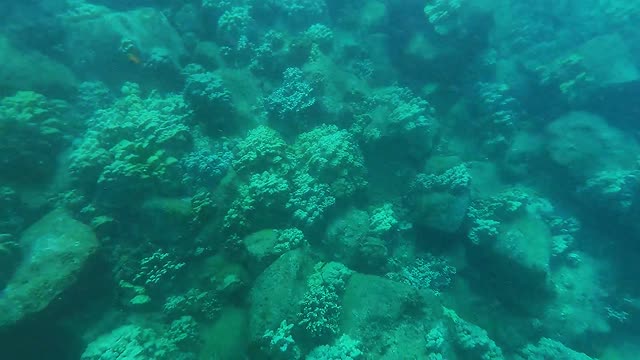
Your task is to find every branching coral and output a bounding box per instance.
[466,188,530,245]
[262,0,328,28]
[262,320,301,359]
[368,203,398,237]
[164,288,221,321]
[408,164,471,233]
[303,24,334,53]
[250,30,289,75]
[413,164,471,194]
[473,82,520,153]
[68,83,193,205]
[286,171,336,227]
[135,250,186,287]
[274,228,307,254]
[223,171,291,234]
[265,67,317,128]
[81,323,197,360]
[183,70,235,122]
[293,124,367,198]
[180,140,233,190]
[232,125,294,176]
[306,334,363,360]
[81,83,191,151]
[297,262,352,341]
[97,142,182,204]
[358,86,437,162]
[391,255,457,293]
[217,5,255,45]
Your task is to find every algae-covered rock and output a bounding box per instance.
[518,337,595,360]
[542,255,611,344]
[466,189,555,313]
[244,230,280,271]
[141,197,193,245]
[546,111,639,180]
[325,209,370,266]
[442,306,505,360]
[408,164,471,233]
[341,273,438,358]
[576,33,639,86]
[244,228,307,274]
[62,7,185,85]
[0,36,77,95]
[248,249,313,343]
[0,209,98,327]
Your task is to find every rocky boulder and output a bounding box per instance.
[61,6,186,86]
[248,249,313,343]
[0,209,99,327]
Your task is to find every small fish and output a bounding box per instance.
[127,52,141,64]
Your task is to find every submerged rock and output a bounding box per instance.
[408,164,471,233]
[0,209,98,327]
[341,273,439,358]
[62,7,186,86]
[248,249,313,343]
[0,35,78,95]
[518,337,595,360]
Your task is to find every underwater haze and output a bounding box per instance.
[1,0,640,359]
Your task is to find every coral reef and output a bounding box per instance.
[293,124,367,198]
[2,1,639,359]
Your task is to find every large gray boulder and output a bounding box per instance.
[61,6,186,84]
[0,209,98,327]
[517,337,595,360]
[408,164,471,233]
[248,249,314,342]
[341,273,439,359]
[0,35,78,95]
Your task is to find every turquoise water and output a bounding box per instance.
[1,0,639,359]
